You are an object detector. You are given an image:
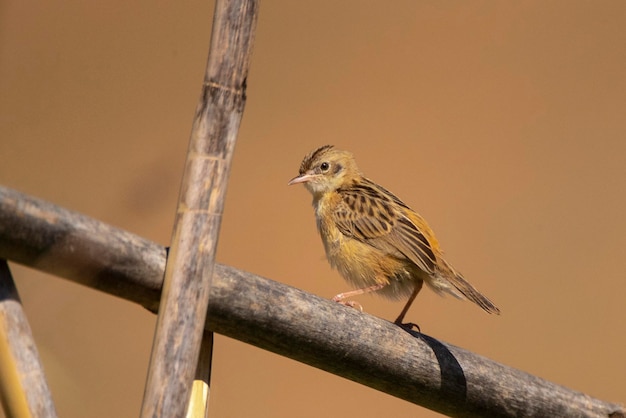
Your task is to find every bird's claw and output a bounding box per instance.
[395,321,421,335]
[333,299,364,312]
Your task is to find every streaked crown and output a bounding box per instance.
[291,145,361,195]
[299,144,335,174]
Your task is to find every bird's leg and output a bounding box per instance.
[394,280,424,331]
[332,283,386,312]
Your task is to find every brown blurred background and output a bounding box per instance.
[1,1,625,417]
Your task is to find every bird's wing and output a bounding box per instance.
[334,182,437,274]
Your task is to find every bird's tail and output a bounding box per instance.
[427,259,501,315]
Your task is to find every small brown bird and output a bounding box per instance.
[288,145,500,327]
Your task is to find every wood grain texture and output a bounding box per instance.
[0,186,164,312]
[0,186,623,418]
[140,1,258,417]
[0,260,57,418]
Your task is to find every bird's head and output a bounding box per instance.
[288,145,360,195]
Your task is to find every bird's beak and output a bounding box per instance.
[288,174,313,186]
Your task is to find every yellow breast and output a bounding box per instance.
[312,191,418,299]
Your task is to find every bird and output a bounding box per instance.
[288,145,500,327]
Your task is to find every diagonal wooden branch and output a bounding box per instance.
[0,259,57,418]
[0,186,624,418]
[141,1,258,417]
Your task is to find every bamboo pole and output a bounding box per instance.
[140,1,258,416]
[185,331,213,418]
[0,186,623,418]
[0,259,57,418]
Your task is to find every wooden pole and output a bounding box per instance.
[0,187,623,418]
[0,259,57,418]
[140,1,258,417]
[185,331,213,418]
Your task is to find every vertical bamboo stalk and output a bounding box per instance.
[185,331,214,418]
[0,260,58,418]
[140,1,258,417]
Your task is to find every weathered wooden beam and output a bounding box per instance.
[0,187,164,312]
[0,186,623,418]
[140,0,258,417]
[0,259,57,418]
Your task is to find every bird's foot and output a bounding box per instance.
[394,320,421,335]
[332,297,363,312]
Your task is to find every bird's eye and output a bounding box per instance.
[320,162,330,171]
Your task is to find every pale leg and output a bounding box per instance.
[332,283,386,311]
